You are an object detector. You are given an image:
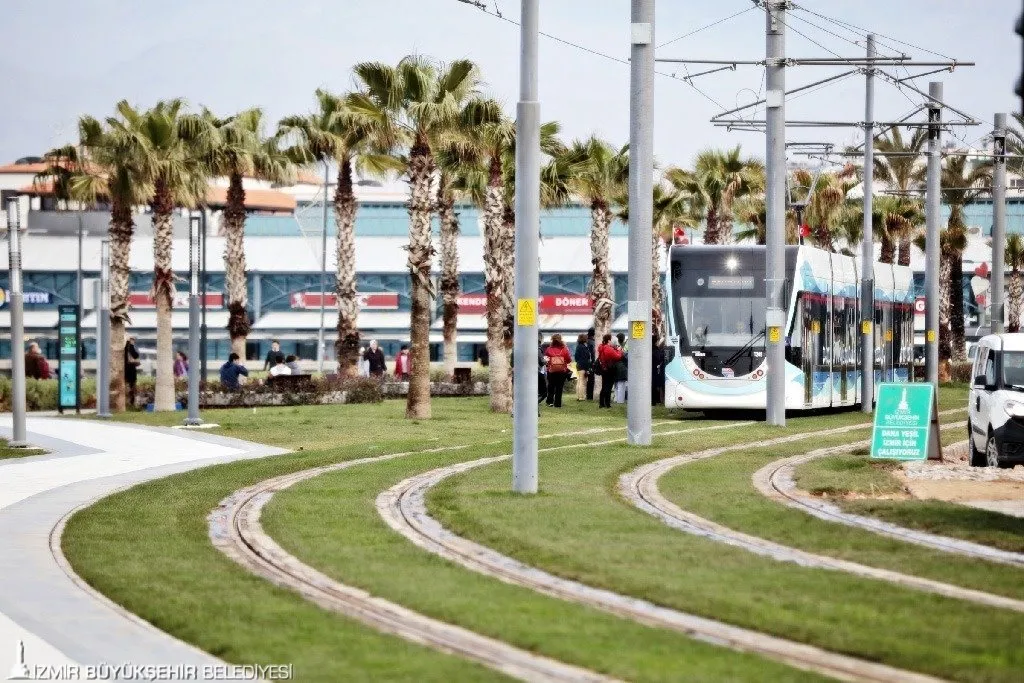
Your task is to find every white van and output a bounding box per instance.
[967,334,1024,467]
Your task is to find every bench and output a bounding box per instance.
[453,367,473,384]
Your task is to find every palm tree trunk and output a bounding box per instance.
[703,206,720,245]
[651,230,665,343]
[897,238,911,267]
[438,186,460,380]
[938,250,953,362]
[879,236,896,265]
[223,171,250,359]
[589,200,614,341]
[334,158,361,377]
[108,200,134,412]
[949,252,967,362]
[405,141,435,419]
[151,179,176,412]
[482,158,511,413]
[1009,271,1023,333]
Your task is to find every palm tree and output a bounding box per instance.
[197,108,295,359]
[873,127,926,265]
[563,137,629,342]
[668,146,765,245]
[1006,233,1024,332]
[40,113,150,411]
[352,56,484,419]
[280,89,397,377]
[733,194,798,245]
[1004,113,1024,177]
[122,99,209,411]
[942,155,992,361]
[914,225,968,363]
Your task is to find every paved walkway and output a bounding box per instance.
[0,415,285,681]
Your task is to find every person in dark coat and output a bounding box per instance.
[537,332,548,403]
[651,338,666,406]
[585,327,597,400]
[573,333,593,401]
[24,341,52,380]
[363,339,387,378]
[124,337,141,406]
[263,340,285,371]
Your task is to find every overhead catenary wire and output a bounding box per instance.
[657,5,757,49]
[790,3,955,61]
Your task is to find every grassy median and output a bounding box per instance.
[0,438,45,460]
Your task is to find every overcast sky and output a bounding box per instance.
[1,0,1019,170]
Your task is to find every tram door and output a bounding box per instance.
[878,302,895,382]
[799,294,825,407]
[832,295,848,404]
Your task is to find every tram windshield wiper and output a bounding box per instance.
[723,329,766,369]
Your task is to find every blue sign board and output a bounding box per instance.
[58,305,80,412]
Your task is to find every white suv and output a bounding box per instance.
[968,334,1024,468]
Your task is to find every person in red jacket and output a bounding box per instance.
[543,333,572,407]
[596,333,623,408]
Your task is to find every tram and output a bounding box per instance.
[663,244,915,410]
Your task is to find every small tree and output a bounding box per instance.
[1006,233,1024,332]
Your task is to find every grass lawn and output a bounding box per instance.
[795,452,1024,553]
[0,438,45,460]
[66,400,816,682]
[426,389,1024,682]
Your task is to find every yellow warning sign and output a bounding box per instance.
[861,320,872,335]
[631,320,646,339]
[811,320,821,334]
[884,329,893,342]
[926,329,936,343]
[517,298,536,326]
[768,326,781,344]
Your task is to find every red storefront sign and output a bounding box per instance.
[455,293,593,314]
[129,292,224,309]
[290,292,400,310]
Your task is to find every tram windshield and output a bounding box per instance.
[670,248,768,378]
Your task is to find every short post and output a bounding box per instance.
[97,240,112,418]
[991,113,1007,334]
[185,215,203,426]
[6,198,28,447]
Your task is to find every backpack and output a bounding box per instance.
[547,353,567,374]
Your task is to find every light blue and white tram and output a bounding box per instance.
[663,244,915,411]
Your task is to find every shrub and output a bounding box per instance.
[949,361,974,384]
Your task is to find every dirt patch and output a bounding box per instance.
[894,476,1024,502]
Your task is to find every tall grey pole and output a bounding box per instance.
[199,211,208,381]
[925,82,943,387]
[97,240,111,419]
[7,198,27,447]
[991,112,1007,334]
[860,34,876,410]
[627,0,654,445]
[765,2,787,426]
[76,214,84,408]
[185,216,203,426]
[512,0,540,494]
[318,160,329,373]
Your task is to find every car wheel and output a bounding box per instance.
[969,424,986,467]
[985,434,1001,468]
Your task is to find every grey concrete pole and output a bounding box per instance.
[6,198,27,447]
[512,0,540,494]
[97,240,112,418]
[765,2,787,426]
[318,160,329,373]
[861,34,876,411]
[626,0,655,446]
[925,82,943,387]
[991,112,1007,334]
[185,216,203,426]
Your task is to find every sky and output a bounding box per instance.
[0,0,1019,170]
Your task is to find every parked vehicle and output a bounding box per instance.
[967,333,1024,467]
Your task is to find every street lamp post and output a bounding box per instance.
[185,215,203,426]
[97,239,112,418]
[6,198,28,447]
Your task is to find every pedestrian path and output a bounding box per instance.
[0,416,285,680]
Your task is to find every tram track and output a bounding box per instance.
[622,417,1024,614]
[376,423,947,683]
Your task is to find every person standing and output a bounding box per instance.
[124,337,141,407]
[544,334,572,408]
[651,338,666,406]
[613,337,628,404]
[573,333,593,401]
[263,340,284,372]
[219,352,249,390]
[585,327,597,400]
[394,344,411,381]
[596,333,622,408]
[537,333,549,404]
[24,341,52,380]
[364,340,386,378]
[173,351,189,379]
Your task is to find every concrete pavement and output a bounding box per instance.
[0,415,286,681]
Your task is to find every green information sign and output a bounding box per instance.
[870,383,942,461]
